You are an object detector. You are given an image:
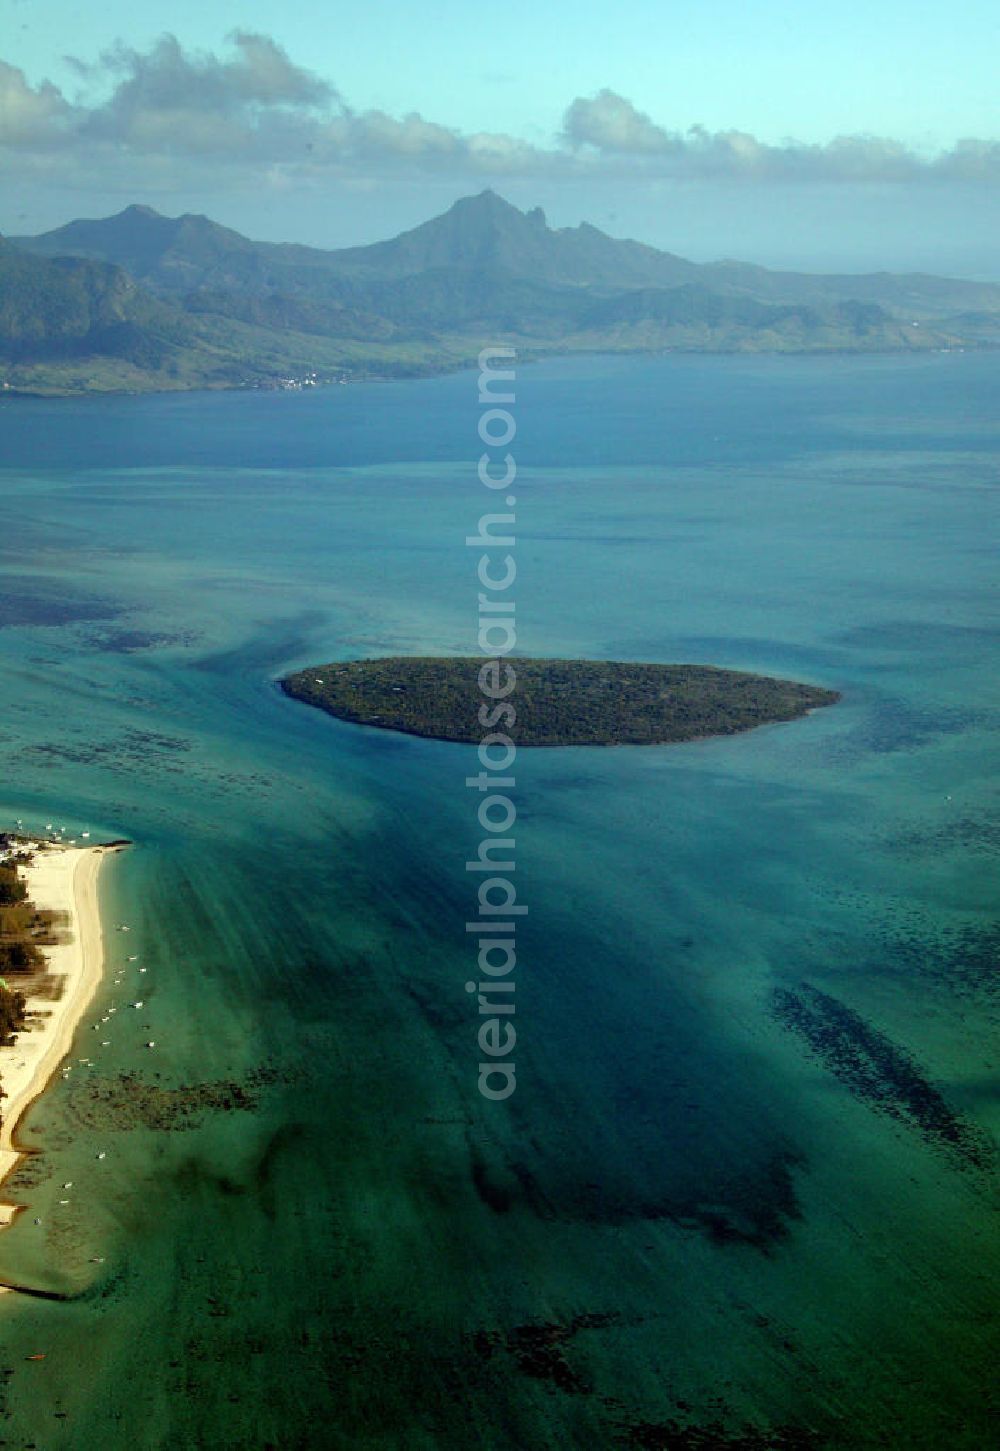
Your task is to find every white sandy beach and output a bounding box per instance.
[0,842,117,1231]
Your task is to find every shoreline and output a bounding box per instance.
[0,842,121,1235]
[2,339,989,401]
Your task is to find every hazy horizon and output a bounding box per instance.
[2,2,998,280]
[8,184,1000,285]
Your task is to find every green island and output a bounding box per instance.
[281,657,840,747]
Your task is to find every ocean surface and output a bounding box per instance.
[0,352,996,1449]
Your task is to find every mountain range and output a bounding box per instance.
[3,190,998,395]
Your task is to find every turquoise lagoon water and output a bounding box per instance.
[0,352,996,1448]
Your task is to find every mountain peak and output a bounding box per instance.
[16,202,255,283]
[448,189,523,218]
[321,187,701,289]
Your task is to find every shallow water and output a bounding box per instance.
[0,352,997,1448]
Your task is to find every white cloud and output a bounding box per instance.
[1,36,997,190]
[0,59,75,145]
[562,88,1000,184]
[564,90,677,156]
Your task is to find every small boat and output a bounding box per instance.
[26,1354,46,1362]
[146,1041,156,1049]
[62,1183,73,1189]
[81,831,90,838]
[96,1152,106,1160]
[127,955,138,962]
[58,1199,70,1205]
[133,1001,144,1009]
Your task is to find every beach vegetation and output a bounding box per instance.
[0,983,27,1048]
[0,863,46,974]
[0,866,27,906]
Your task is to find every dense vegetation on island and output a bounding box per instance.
[0,851,38,1056]
[3,192,998,395]
[281,658,839,747]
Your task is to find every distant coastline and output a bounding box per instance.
[1,337,989,401]
[4,190,997,398]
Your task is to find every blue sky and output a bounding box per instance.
[2,0,998,275]
[5,0,998,147]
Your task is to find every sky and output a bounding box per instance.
[2,0,998,276]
